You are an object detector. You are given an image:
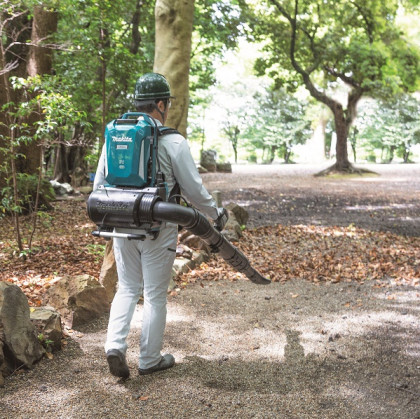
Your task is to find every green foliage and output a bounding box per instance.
[252,0,420,96]
[190,0,251,91]
[10,75,90,143]
[0,173,55,215]
[242,87,312,163]
[85,243,106,262]
[53,0,156,132]
[355,94,420,162]
[37,333,54,353]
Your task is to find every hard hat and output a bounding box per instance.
[134,73,173,103]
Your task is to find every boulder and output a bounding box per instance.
[0,282,45,380]
[200,150,217,172]
[216,162,232,173]
[0,342,5,387]
[99,240,118,303]
[181,233,204,250]
[43,275,109,328]
[30,306,62,352]
[50,180,74,196]
[226,202,249,227]
[222,211,243,242]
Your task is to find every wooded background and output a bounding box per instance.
[1,0,419,230]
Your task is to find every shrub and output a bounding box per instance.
[0,173,55,215]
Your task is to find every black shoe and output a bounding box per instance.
[106,349,130,379]
[138,354,175,375]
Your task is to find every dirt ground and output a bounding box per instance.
[0,163,419,419]
[203,163,420,237]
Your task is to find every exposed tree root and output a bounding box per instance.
[314,162,377,177]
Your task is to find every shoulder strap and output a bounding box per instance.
[158,126,181,137]
[156,126,182,206]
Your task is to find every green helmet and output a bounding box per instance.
[134,72,172,103]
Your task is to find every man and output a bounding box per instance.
[93,73,227,379]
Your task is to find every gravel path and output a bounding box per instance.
[0,163,419,418]
[1,280,418,418]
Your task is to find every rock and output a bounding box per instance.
[176,244,193,259]
[99,240,118,303]
[172,251,208,278]
[30,306,62,352]
[0,282,45,378]
[226,202,249,226]
[50,180,74,196]
[181,233,204,250]
[78,185,93,195]
[43,275,110,328]
[200,150,217,172]
[222,212,243,242]
[216,162,232,173]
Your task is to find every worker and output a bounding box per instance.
[93,73,228,378]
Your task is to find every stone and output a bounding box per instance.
[30,306,62,352]
[43,275,110,328]
[216,162,232,173]
[171,251,208,278]
[222,213,243,242]
[181,233,204,250]
[50,180,74,196]
[99,240,118,303]
[200,150,217,172]
[0,282,45,377]
[226,202,249,227]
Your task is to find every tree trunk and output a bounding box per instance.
[154,0,195,137]
[19,5,58,175]
[333,108,351,171]
[27,5,57,77]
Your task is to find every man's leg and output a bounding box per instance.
[105,237,143,355]
[138,225,177,370]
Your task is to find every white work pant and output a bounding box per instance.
[104,224,178,369]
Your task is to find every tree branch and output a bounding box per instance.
[324,66,361,88]
[0,59,19,75]
[269,0,338,111]
[130,0,143,54]
[349,0,374,43]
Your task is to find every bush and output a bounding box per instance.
[248,153,257,163]
[0,173,55,215]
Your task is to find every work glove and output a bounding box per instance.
[214,207,229,231]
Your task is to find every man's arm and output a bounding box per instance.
[171,138,220,220]
[93,144,106,190]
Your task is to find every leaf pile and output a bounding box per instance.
[1,200,419,306]
[180,224,420,286]
[0,199,104,305]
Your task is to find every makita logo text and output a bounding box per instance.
[112,135,132,142]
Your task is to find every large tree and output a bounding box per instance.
[154,0,249,137]
[0,2,58,176]
[252,0,420,173]
[154,0,195,136]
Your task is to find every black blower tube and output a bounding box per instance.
[151,201,271,285]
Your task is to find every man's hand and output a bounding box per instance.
[214,208,228,231]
